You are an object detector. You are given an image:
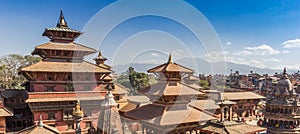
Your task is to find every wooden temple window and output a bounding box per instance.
[84,110,91,117]
[85,77,91,81]
[84,86,90,91]
[64,84,74,92]
[68,124,74,130]
[12,121,16,128]
[67,75,72,81]
[62,32,66,38]
[114,95,120,101]
[64,52,68,57]
[60,51,64,56]
[22,120,26,128]
[48,112,55,120]
[17,121,22,128]
[86,122,92,128]
[63,110,73,120]
[46,86,54,92]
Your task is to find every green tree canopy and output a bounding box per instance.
[199,80,209,90]
[116,67,156,95]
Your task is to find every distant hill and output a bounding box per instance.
[112,57,284,75]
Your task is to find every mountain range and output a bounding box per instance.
[112,57,288,75]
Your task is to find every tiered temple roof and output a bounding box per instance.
[18,11,124,133]
[125,54,216,133]
[21,61,111,73]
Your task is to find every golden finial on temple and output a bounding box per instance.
[167,52,173,64]
[56,10,68,28]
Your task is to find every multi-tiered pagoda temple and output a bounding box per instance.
[125,54,215,134]
[264,68,300,133]
[20,11,127,133]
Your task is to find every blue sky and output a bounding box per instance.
[1,0,300,70]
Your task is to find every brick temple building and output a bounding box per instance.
[125,54,216,134]
[19,11,128,133]
[1,89,32,132]
[0,95,13,133]
[220,92,265,119]
[264,68,300,133]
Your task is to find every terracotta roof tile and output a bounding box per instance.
[125,104,216,126]
[26,92,105,103]
[189,100,219,110]
[99,64,111,70]
[34,42,95,52]
[21,61,111,73]
[103,75,113,81]
[226,124,266,134]
[221,92,265,101]
[19,124,61,134]
[201,121,266,134]
[125,104,165,120]
[96,83,129,94]
[119,102,138,113]
[148,62,194,73]
[138,82,204,96]
[127,95,151,104]
[0,108,13,117]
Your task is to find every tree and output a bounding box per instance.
[116,67,154,95]
[199,80,209,90]
[0,54,41,89]
[128,67,149,91]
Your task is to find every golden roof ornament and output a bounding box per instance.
[96,51,107,60]
[73,100,84,118]
[56,10,68,28]
[167,53,173,64]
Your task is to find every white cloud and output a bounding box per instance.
[245,44,280,55]
[249,60,265,68]
[282,50,290,54]
[282,39,300,49]
[204,44,283,69]
[151,53,159,57]
[226,41,231,45]
[233,50,253,56]
[204,51,227,62]
[232,44,279,56]
[262,58,280,62]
